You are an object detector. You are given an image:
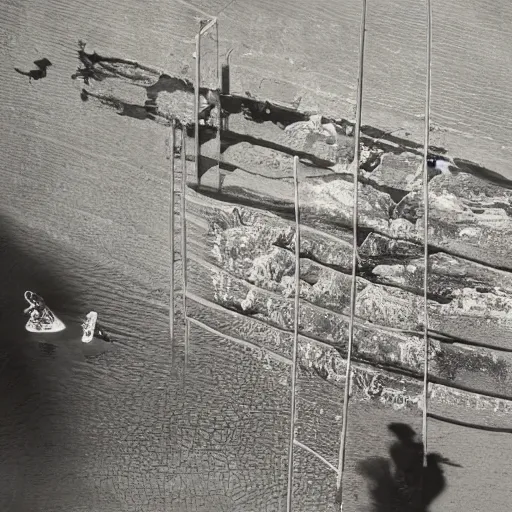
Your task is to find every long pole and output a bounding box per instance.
[223,49,234,131]
[169,119,176,345]
[194,28,201,188]
[336,1,367,508]
[422,0,433,469]
[286,156,301,512]
[216,21,222,192]
[181,127,189,378]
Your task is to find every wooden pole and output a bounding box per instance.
[216,20,222,192]
[336,1,367,509]
[286,155,301,512]
[169,119,176,346]
[181,127,189,377]
[422,0,433,469]
[222,49,234,132]
[195,18,219,190]
[194,28,201,188]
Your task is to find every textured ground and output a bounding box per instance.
[1,1,512,511]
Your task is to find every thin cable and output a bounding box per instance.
[286,155,301,512]
[181,127,190,379]
[169,119,176,346]
[422,0,433,469]
[216,21,220,86]
[336,1,367,508]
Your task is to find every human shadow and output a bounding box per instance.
[14,57,52,82]
[357,423,462,512]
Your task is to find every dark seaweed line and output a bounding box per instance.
[80,85,340,170]
[221,129,335,168]
[220,93,512,190]
[75,45,512,189]
[272,240,453,305]
[428,329,512,354]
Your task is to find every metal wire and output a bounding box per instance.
[336,1,367,508]
[293,439,339,474]
[422,0,433,469]
[286,155,301,512]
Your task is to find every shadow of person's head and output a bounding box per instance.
[357,422,461,512]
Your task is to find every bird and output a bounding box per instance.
[14,58,52,82]
[426,154,456,174]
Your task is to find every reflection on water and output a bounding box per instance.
[38,342,57,357]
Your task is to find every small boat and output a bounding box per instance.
[81,311,98,343]
[24,291,66,333]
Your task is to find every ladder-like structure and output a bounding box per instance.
[169,18,222,383]
[168,2,433,509]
